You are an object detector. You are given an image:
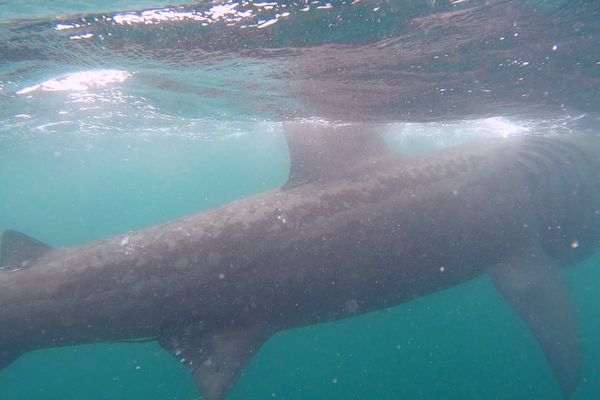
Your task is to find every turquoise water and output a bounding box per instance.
[1,0,600,399]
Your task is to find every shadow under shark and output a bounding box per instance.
[1,123,600,399]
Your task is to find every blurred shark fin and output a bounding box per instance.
[489,248,581,399]
[0,230,51,271]
[282,121,391,189]
[160,325,272,400]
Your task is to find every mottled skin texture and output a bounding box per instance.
[1,133,600,399]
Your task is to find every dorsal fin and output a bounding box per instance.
[159,325,273,400]
[282,120,391,189]
[0,230,51,271]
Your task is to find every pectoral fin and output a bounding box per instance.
[159,325,272,400]
[489,251,580,399]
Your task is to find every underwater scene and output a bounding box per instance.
[1,0,600,399]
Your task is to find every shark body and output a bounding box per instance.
[1,125,599,399]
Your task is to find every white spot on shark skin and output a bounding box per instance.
[203,357,213,367]
[120,236,130,246]
[218,273,226,280]
[276,209,288,224]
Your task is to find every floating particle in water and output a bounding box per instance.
[439,266,445,273]
[570,241,579,249]
[332,377,338,384]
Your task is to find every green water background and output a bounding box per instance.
[1,126,599,399]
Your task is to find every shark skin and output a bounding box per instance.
[1,125,600,399]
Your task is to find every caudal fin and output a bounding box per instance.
[0,230,44,369]
[0,229,51,271]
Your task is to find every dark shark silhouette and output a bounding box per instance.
[1,124,599,399]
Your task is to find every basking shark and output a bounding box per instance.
[1,123,599,399]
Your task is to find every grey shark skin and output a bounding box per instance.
[1,124,600,400]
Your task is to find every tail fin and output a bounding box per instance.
[0,230,41,369]
[0,230,51,271]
